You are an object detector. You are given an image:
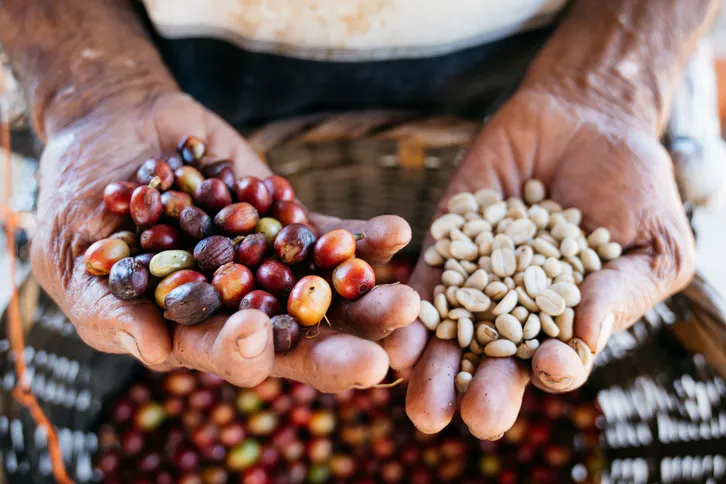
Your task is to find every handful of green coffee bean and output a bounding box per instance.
[419,179,623,393]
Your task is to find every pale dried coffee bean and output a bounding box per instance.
[475,322,498,344]
[537,230,559,246]
[477,233,494,257]
[445,286,459,306]
[449,308,473,320]
[539,313,559,338]
[447,192,478,215]
[435,320,457,340]
[434,293,449,319]
[483,202,507,224]
[457,317,475,348]
[492,290,518,316]
[469,338,485,355]
[492,234,515,251]
[586,227,611,247]
[550,282,581,307]
[450,240,479,261]
[485,281,508,300]
[562,207,582,225]
[515,245,534,272]
[419,300,441,331]
[449,227,472,242]
[503,277,515,291]
[577,235,588,252]
[559,262,573,276]
[540,199,562,213]
[533,237,561,258]
[464,211,480,221]
[474,188,502,207]
[598,242,623,260]
[465,269,489,291]
[431,213,465,240]
[543,257,562,278]
[461,360,475,374]
[565,255,585,273]
[551,221,580,241]
[463,219,492,238]
[442,270,465,287]
[522,313,541,340]
[491,248,516,277]
[523,179,546,204]
[555,308,574,341]
[580,248,602,272]
[485,339,517,357]
[568,338,593,367]
[515,287,539,312]
[445,259,468,278]
[554,274,575,285]
[531,254,546,266]
[506,197,527,210]
[476,230,494,245]
[511,306,529,323]
[462,352,481,366]
[495,218,513,234]
[455,371,473,393]
[506,219,536,244]
[516,339,540,360]
[535,289,566,316]
[573,272,584,284]
[424,246,445,267]
[461,260,478,275]
[478,255,492,273]
[513,272,524,288]
[560,237,579,258]
[435,239,453,259]
[433,284,446,298]
[506,207,528,220]
[523,265,547,297]
[456,288,491,313]
[528,206,549,231]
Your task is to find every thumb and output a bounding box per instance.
[574,243,694,354]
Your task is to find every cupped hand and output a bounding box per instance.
[32,91,419,392]
[383,89,695,439]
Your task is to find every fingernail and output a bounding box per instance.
[536,371,573,391]
[568,338,594,367]
[237,329,269,359]
[118,331,148,364]
[485,433,504,441]
[596,313,614,353]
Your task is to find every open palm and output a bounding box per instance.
[384,89,695,439]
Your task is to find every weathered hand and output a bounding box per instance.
[32,91,419,392]
[384,89,695,438]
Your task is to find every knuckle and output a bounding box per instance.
[645,215,696,294]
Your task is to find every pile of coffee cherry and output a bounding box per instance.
[95,365,604,484]
[85,136,376,352]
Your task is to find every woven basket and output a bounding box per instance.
[3,48,726,484]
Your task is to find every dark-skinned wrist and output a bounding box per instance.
[520,0,720,135]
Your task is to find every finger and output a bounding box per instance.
[382,255,440,369]
[405,338,462,434]
[460,357,530,440]
[167,309,275,387]
[328,283,420,340]
[272,326,389,393]
[63,264,172,366]
[530,339,590,393]
[308,214,413,265]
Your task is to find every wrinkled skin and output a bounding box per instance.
[32,91,420,392]
[384,89,695,439]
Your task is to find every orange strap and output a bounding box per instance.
[1,67,75,484]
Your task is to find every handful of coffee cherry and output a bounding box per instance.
[85,136,375,353]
